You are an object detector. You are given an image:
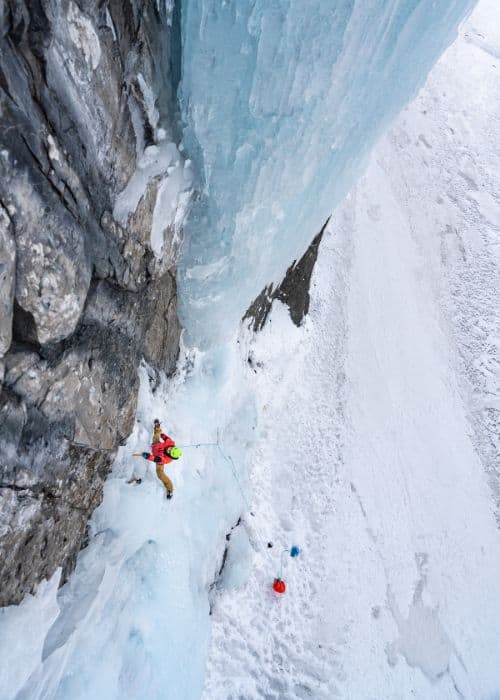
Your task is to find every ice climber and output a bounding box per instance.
[138,420,182,498]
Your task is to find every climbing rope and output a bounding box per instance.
[278,545,301,579]
[177,441,219,448]
[217,445,252,511]
[179,432,251,510]
[158,430,301,593]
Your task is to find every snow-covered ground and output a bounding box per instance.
[202,1,500,697]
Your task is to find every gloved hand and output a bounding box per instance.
[142,452,149,459]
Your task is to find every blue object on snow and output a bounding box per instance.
[290,546,300,558]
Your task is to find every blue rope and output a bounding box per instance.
[216,443,252,511]
[178,436,250,509]
[180,432,281,570]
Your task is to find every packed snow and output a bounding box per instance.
[1,1,499,699]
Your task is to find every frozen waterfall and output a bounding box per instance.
[177,0,475,347]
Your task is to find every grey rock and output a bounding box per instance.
[0,203,15,358]
[0,0,182,605]
[244,218,330,332]
[10,171,92,346]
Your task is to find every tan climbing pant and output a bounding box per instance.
[156,464,173,495]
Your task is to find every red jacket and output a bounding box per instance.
[147,434,176,465]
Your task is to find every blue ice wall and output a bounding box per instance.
[178,0,475,347]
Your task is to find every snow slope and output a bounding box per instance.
[202,1,500,697]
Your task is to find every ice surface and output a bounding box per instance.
[177,0,475,347]
[0,571,60,698]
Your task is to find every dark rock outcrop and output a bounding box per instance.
[0,1,182,606]
[244,217,330,332]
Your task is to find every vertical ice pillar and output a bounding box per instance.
[178,0,475,348]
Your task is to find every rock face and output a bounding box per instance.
[244,218,330,332]
[0,1,182,606]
